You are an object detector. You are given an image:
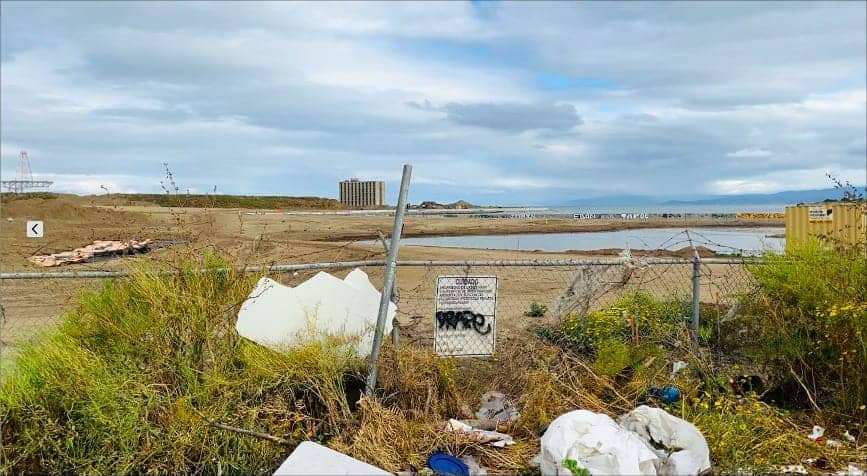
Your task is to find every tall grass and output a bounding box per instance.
[0,255,361,474]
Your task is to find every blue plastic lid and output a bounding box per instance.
[427,451,469,476]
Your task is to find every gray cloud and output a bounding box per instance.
[1,2,864,203]
[433,102,582,132]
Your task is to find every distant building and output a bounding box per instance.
[339,178,385,208]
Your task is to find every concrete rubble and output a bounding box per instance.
[236,269,396,356]
[476,391,520,423]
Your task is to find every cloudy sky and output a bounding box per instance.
[1,1,865,204]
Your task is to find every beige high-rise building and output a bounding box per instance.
[339,178,385,208]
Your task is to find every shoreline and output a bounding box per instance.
[319,218,784,242]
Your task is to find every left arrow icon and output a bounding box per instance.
[26,220,44,238]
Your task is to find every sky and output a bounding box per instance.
[1,1,865,205]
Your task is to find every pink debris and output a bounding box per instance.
[28,239,154,267]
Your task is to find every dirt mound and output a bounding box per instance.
[1,195,156,269]
[3,197,91,220]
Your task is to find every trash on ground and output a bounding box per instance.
[826,438,843,448]
[808,425,826,441]
[844,464,865,476]
[236,269,396,356]
[646,385,681,404]
[475,391,519,423]
[536,409,659,475]
[619,405,711,476]
[427,451,469,476]
[671,360,688,376]
[843,430,856,443]
[460,455,486,476]
[29,239,154,267]
[779,464,809,474]
[272,441,390,475]
[445,419,514,447]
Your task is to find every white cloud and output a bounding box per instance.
[726,148,772,158]
[709,166,866,194]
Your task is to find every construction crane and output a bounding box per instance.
[2,150,53,193]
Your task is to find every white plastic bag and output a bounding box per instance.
[618,405,710,476]
[537,409,659,475]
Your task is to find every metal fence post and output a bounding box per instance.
[365,164,412,395]
[690,252,701,353]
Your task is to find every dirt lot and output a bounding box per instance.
[1,195,770,363]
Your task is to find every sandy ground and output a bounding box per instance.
[1,195,768,365]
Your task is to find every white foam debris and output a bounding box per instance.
[273,441,390,475]
[236,269,396,356]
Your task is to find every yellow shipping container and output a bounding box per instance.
[785,201,867,248]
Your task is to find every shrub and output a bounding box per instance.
[561,292,689,354]
[736,241,867,419]
[525,302,548,317]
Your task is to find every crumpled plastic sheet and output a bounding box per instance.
[536,406,711,476]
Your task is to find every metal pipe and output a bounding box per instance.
[690,253,701,353]
[365,164,412,395]
[0,260,386,280]
[0,257,762,279]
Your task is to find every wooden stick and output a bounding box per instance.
[789,366,821,412]
[193,408,293,445]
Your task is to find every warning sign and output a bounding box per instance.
[808,206,833,222]
[434,276,497,357]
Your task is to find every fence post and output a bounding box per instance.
[690,252,701,353]
[365,164,412,395]
[390,317,399,348]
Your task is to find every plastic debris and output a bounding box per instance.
[846,464,865,476]
[536,409,659,475]
[476,391,519,423]
[460,455,487,476]
[671,361,688,376]
[236,270,396,356]
[427,451,469,476]
[646,385,681,404]
[619,405,711,476]
[273,441,390,475]
[779,464,808,474]
[826,439,843,448]
[808,425,826,441]
[843,430,856,443]
[446,419,514,447]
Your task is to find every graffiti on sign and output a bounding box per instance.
[434,276,497,356]
[435,310,492,335]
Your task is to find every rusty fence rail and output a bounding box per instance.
[1,256,761,355]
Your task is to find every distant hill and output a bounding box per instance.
[102,193,341,209]
[559,187,864,207]
[661,188,863,205]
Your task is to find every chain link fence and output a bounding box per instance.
[0,257,758,360]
